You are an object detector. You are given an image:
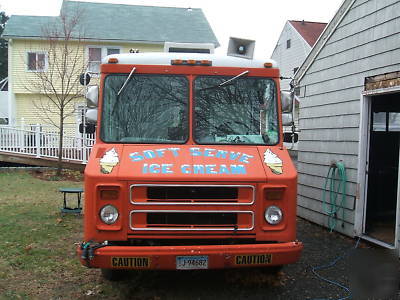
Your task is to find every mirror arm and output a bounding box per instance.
[289,81,297,150]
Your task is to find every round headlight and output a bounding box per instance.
[265,205,283,225]
[100,204,119,224]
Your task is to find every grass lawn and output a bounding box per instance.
[0,171,118,299]
[0,171,285,300]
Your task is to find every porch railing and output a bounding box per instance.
[0,125,95,164]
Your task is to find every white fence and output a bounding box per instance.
[0,125,95,164]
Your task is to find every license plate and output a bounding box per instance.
[176,255,208,270]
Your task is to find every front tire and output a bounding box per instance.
[101,268,128,281]
[259,265,283,274]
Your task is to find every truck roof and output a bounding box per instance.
[102,52,278,69]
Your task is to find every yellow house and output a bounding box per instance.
[2,0,219,131]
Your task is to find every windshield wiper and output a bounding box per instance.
[199,70,249,91]
[219,70,249,87]
[117,67,136,96]
[112,67,136,115]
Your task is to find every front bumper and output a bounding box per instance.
[78,241,303,270]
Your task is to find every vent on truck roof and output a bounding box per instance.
[164,42,215,54]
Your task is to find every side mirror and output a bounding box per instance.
[281,91,294,126]
[86,86,99,107]
[79,123,96,134]
[79,73,91,86]
[282,113,293,126]
[283,132,298,143]
[281,91,293,112]
[86,109,98,123]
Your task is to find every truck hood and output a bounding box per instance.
[91,145,288,182]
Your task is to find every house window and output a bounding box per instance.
[88,47,121,73]
[27,52,47,71]
[88,48,102,73]
[286,39,291,49]
[107,48,120,55]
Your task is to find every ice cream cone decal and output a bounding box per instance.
[100,148,119,174]
[264,149,283,175]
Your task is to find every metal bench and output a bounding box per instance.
[59,187,84,214]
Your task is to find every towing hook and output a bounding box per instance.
[81,247,89,260]
[80,241,90,260]
[88,247,95,260]
[80,241,109,261]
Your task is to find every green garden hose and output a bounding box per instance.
[322,161,347,232]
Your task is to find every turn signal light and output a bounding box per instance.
[100,189,119,200]
[171,59,184,65]
[265,188,284,200]
[108,58,119,64]
[171,59,212,66]
[200,60,212,66]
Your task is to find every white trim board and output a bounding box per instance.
[356,85,400,252]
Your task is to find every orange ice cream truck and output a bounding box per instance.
[78,44,303,280]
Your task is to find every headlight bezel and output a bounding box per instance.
[100,204,119,224]
[264,205,283,225]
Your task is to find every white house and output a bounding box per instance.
[271,20,326,91]
[294,0,400,251]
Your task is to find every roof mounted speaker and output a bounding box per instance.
[227,37,255,59]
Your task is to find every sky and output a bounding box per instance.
[0,0,344,58]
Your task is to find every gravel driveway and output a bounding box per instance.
[104,217,400,300]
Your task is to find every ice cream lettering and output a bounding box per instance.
[100,148,119,174]
[263,149,283,175]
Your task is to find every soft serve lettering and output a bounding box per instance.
[129,147,254,175]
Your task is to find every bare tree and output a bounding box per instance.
[25,9,87,176]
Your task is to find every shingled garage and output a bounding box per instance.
[293,0,400,251]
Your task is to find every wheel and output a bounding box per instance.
[260,265,283,274]
[101,268,128,281]
[268,265,283,273]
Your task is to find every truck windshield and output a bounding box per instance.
[101,74,189,143]
[194,76,279,145]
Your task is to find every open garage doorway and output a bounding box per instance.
[363,92,400,247]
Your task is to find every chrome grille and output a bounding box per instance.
[147,186,238,201]
[129,184,255,231]
[130,184,254,205]
[129,210,254,231]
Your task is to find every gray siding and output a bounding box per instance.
[297,0,400,237]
